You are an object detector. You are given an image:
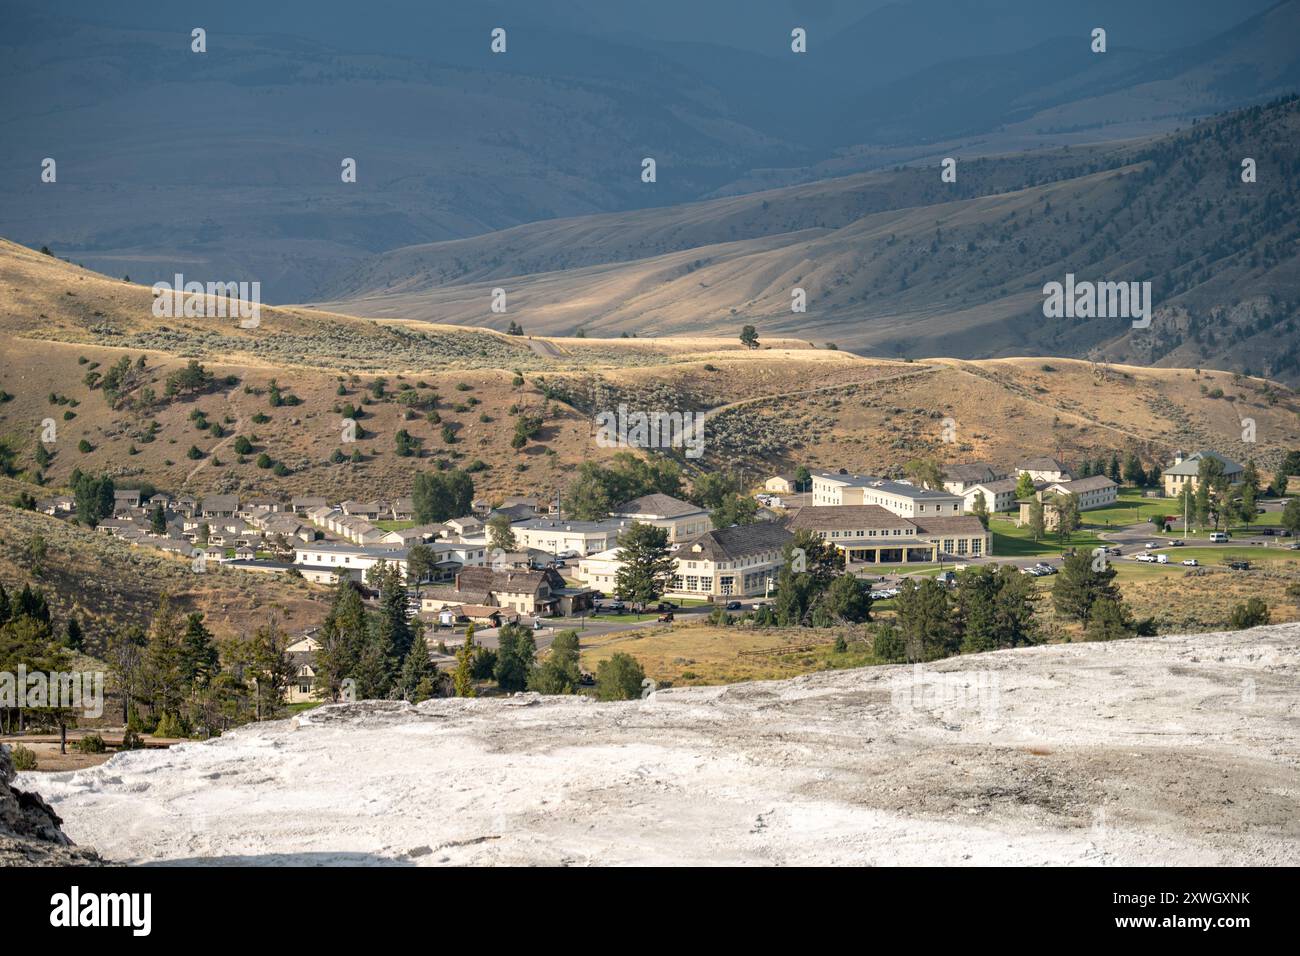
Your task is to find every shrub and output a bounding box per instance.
[153,712,189,739]
[77,439,93,453]
[1229,598,1270,630]
[10,744,37,770]
[121,727,145,751]
[73,733,106,754]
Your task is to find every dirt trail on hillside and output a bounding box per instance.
[25,623,1299,866]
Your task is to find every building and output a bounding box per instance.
[285,634,320,703]
[113,489,142,514]
[764,475,797,494]
[959,478,1019,514]
[292,541,408,583]
[576,548,623,592]
[1015,457,1072,482]
[512,517,628,556]
[610,494,711,543]
[941,462,1009,496]
[810,472,963,518]
[418,566,591,617]
[1015,475,1118,528]
[1162,451,1244,497]
[786,505,990,565]
[668,523,793,599]
[199,494,240,518]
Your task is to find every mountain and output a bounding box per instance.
[0,0,1289,303]
[321,96,1300,382]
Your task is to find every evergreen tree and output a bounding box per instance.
[453,630,478,697]
[149,502,166,534]
[369,561,414,665]
[820,573,873,624]
[494,623,536,692]
[970,490,990,529]
[397,624,437,702]
[1084,596,1135,641]
[614,523,676,608]
[179,612,219,697]
[143,597,186,719]
[893,578,957,662]
[1052,551,1122,624]
[63,616,84,651]
[1108,454,1121,483]
[313,576,369,701]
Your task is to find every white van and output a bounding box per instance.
[1209,532,1230,543]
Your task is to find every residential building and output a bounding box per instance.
[1015,475,1118,527]
[418,566,591,616]
[941,462,1009,495]
[764,475,797,494]
[199,494,240,518]
[668,523,793,599]
[786,505,990,565]
[1015,457,1072,482]
[285,634,320,703]
[1162,450,1244,497]
[610,494,711,543]
[959,478,1019,514]
[513,517,628,556]
[810,471,963,517]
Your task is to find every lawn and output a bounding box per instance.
[988,517,1105,557]
[1080,488,1178,527]
[375,519,417,531]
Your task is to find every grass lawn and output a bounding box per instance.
[1081,488,1178,527]
[375,519,418,531]
[989,517,1104,557]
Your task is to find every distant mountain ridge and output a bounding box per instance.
[320,96,1300,382]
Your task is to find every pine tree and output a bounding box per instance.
[453,630,478,697]
[893,578,958,662]
[613,523,676,609]
[1085,596,1134,641]
[1052,551,1122,624]
[970,490,990,529]
[179,612,219,697]
[64,616,84,652]
[150,502,166,535]
[494,623,536,693]
[313,576,369,701]
[397,625,437,702]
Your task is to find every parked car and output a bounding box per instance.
[1106,546,1122,555]
[1135,553,1156,563]
[603,601,626,613]
[1261,528,1275,536]
[1279,529,1292,537]
[1181,558,1199,567]
[657,601,679,611]
[724,600,742,611]
[657,612,674,623]
[1228,560,1251,570]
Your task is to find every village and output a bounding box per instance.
[31,444,1288,703]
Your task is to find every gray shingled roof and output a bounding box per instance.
[679,523,792,561]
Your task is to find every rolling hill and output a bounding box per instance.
[2,237,1298,507]
[320,96,1300,381]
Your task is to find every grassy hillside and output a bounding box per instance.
[2,239,1298,502]
[324,97,1300,382]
